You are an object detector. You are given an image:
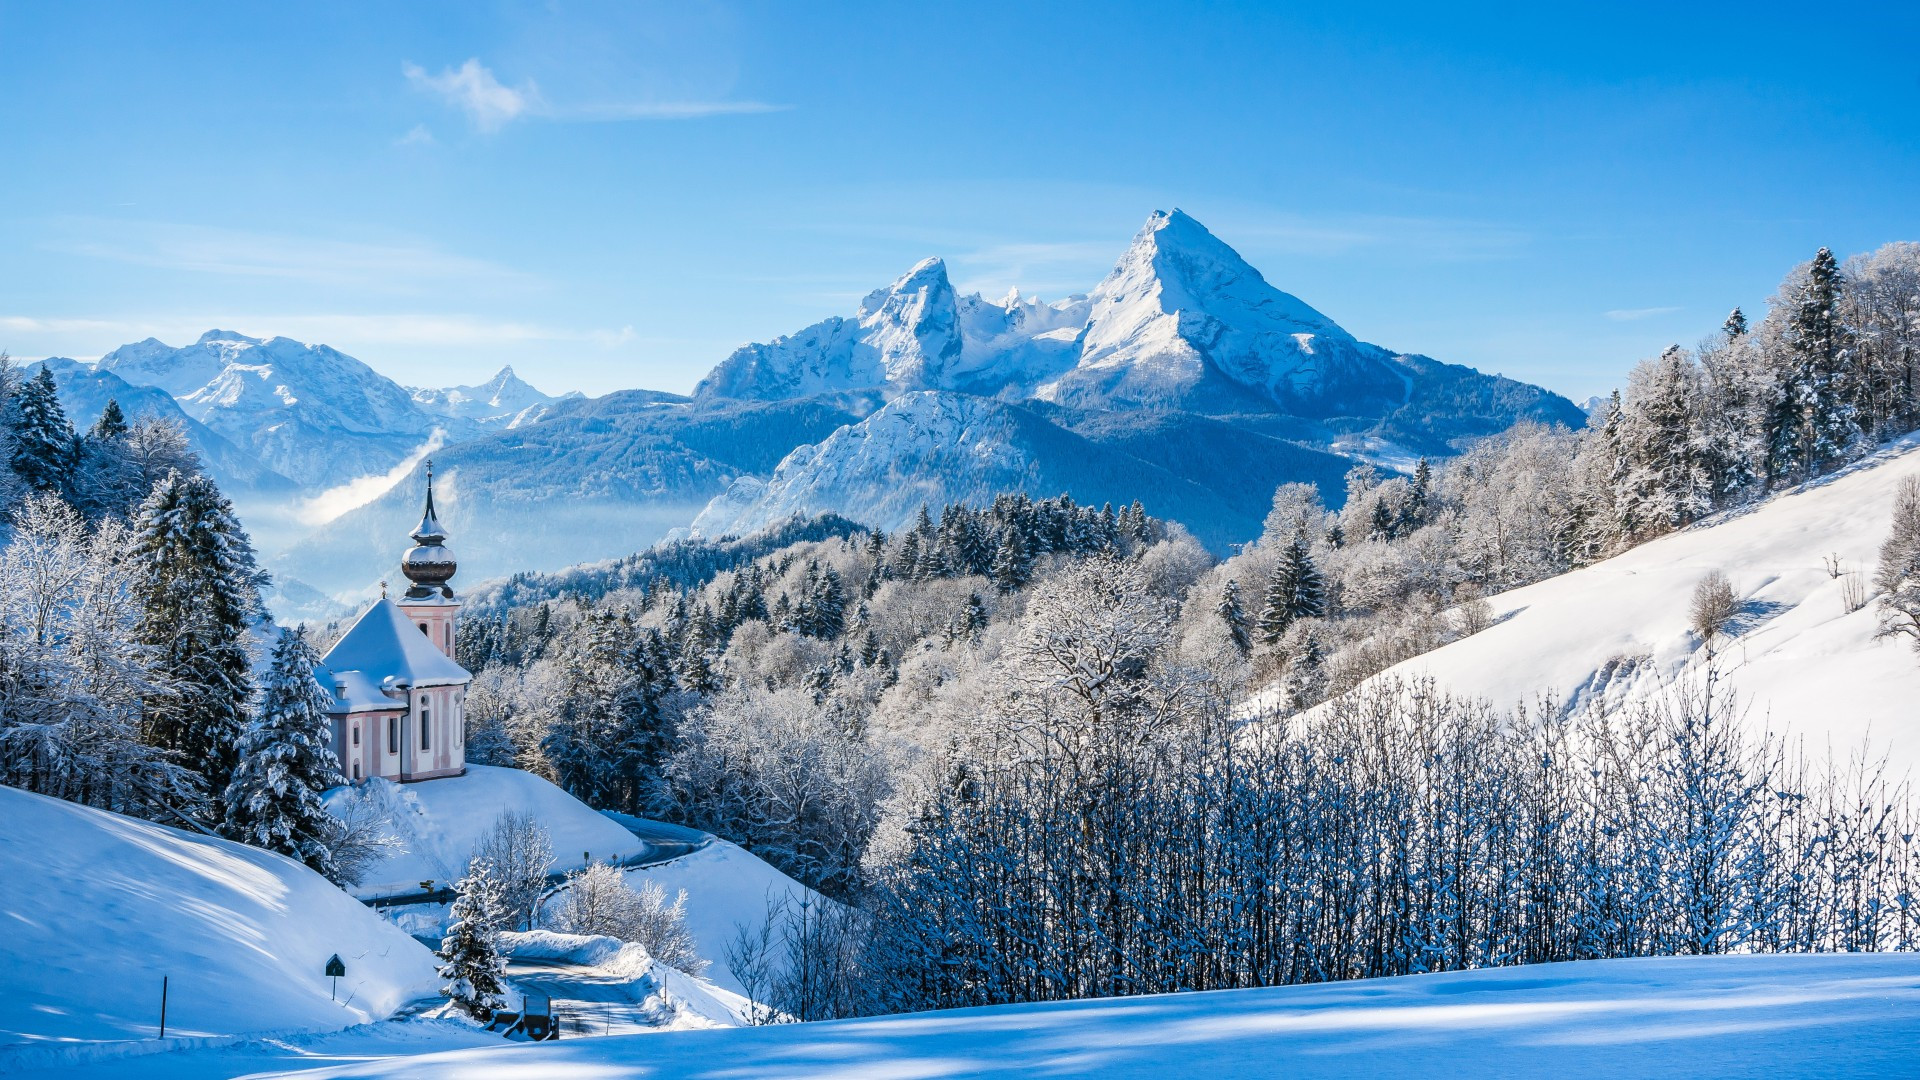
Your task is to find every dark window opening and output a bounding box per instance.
[421,705,431,751]
[387,715,399,754]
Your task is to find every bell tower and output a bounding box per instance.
[395,461,459,658]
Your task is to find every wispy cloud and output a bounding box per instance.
[402,58,786,133]
[1228,212,1531,262]
[403,59,532,133]
[1605,306,1683,322]
[0,312,635,353]
[396,124,436,147]
[51,220,536,294]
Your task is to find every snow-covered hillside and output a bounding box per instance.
[0,787,438,1063]
[264,954,1920,1079]
[1354,432,1920,771]
[615,840,823,997]
[409,366,575,429]
[326,765,643,899]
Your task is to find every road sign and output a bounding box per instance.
[325,954,346,977]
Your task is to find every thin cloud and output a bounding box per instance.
[395,124,437,147]
[0,312,634,353]
[51,220,537,294]
[403,58,786,133]
[403,59,533,133]
[1605,306,1683,322]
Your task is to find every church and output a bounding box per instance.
[319,466,471,784]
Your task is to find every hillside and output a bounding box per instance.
[267,954,1920,1079]
[0,787,439,1064]
[1351,432,1920,771]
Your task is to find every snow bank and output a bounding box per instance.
[0,787,439,1064]
[266,953,1920,1079]
[1333,433,1920,772]
[498,931,753,1028]
[615,840,822,996]
[326,765,642,898]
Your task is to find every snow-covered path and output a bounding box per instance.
[267,953,1920,1079]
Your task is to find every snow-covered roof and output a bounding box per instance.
[318,598,470,713]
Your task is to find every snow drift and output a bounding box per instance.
[0,787,439,1060]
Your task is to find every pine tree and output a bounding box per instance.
[1723,307,1749,339]
[1767,248,1860,482]
[1217,578,1251,656]
[130,469,262,805]
[439,857,510,1018]
[11,365,75,493]
[222,630,345,878]
[1259,533,1325,646]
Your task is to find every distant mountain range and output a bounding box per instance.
[34,210,1582,613]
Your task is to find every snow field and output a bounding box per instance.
[0,787,440,1067]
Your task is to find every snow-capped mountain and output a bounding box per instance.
[695,209,1581,446]
[96,330,451,486]
[410,364,577,429]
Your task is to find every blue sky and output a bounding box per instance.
[0,1,1914,399]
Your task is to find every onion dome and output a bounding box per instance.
[400,461,456,599]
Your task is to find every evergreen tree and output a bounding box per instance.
[1767,248,1860,482]
[130,470,262,805]
[222,630,344,878]
[90,398,128,440]
[1402,458,1432,532]
[991,521,1032,593]
[1876,476,1920,651]
[1723,307,1749,339]
[1217,578,1251,656]
[439,857,510,1018]
[11,365,75,493]
[1259,533,1325,646]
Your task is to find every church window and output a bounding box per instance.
[353,762,361,780]
[421,701,431,750]
[352,723,359,746]
[388,715,399,754]
[418,623,428,636]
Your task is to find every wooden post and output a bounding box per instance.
[158,976,168,1039]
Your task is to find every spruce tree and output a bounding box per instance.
[91,398,128,440]
[992,521,1031,593]
[1217,578,1251,656]
[1768,248,1860,482]
[11,365,75,493]
[223,630,345,878]
[130,469,262,804]
[1259,533,1325,646]
[1723,307,1749,339]
[439,858,510,1018]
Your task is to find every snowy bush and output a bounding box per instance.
[542,863,707,975]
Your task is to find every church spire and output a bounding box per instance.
[400,461,457,600]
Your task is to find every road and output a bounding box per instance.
[362,813,713,910]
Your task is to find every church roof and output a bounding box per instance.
[318,598,470,713]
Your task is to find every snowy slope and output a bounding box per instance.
[326,766,643,899]
[0,787,439,1060]
[1351,433,1920,772]
[498,931,754,1029]
[688,390,1355,550]
[267,954,1920,1079]
[615,840,823,997]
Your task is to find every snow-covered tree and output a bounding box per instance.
[439,857,510,1018]
[543,863,707,974]
[1216,578,1251,656]
[129,469,263,805]
[222,630,345,878]
[10,365,74,494]
[1875,475,1920,651]
[472,810,553,932]
[1259,532,1324,646]
[1764,248,1860,483]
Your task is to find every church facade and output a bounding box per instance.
[319,467,471,784]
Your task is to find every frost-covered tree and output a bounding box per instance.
[10,365,75,494]
[129,469,263,805]
[1764,248,1860,483]
[439,857,510,1018]
[472,810,554,932]
[222,630,345,878]
[543,863,708,974]
[1875,475,1920,651]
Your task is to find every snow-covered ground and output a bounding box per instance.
[326,765,643,900]
[0,787,440,1071]
[1329,433,1920,772]
[260,953,1920,1079]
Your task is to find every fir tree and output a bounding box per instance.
[130,469,262,805]
[439,857,510,1018]
[1217,578,1251,656]
[1723,307,1749,339]
[222,629,344,878]
[1259,533,1325,646]
[1767,247,1860,482]
[11,365,75,493]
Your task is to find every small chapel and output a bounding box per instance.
[319,465,471,784]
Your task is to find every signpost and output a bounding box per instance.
[325,954,346,1001]
[158,975,168,1038]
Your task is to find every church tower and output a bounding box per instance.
[396,460,459,657]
